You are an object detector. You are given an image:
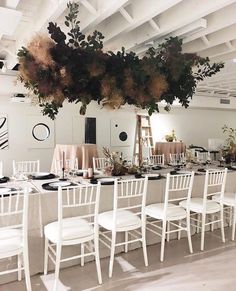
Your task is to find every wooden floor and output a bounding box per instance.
[1,228,236,291]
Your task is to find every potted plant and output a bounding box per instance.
[222,125,236,163]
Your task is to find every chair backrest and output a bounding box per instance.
[149,154,165,166]
[57,184,101,240]
[196,151,211,162]
[0,189,29,246]
[203,168,228,204]
[54,158,78,175]
[169,153,186,164]
[112,177,148,227]
[13,160,40,175]
[164,172,195,214]
[93,157,108,172]
[0,161,2,177]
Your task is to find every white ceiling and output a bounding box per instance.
[1,0,236,99]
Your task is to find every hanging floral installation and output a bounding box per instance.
[17,2,224,120]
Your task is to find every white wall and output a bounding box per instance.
[150,106,236,148]
[0,97,136,176]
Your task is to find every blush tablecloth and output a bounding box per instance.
[50,144,98,173]
[155,142,186,163]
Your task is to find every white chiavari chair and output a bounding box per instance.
[145,172,195,261]
[93,157,108,172]
[149,154,165,166]
[196,151,211,163]
[180,169,227,251]
[44,184,102,291]
[169,153,186,165]
[98,177,148,278]
[53,158,79,175]
[13,160,40,175]
[0,188,31,290]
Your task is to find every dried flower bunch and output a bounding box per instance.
[18,2,224,120]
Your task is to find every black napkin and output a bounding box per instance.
[198,168,206,172]
[91,178,115,185]
[30,173,56,180]
[152,166,162,170]
[0,177,10,184]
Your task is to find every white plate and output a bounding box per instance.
[98,178,116,183]
[32,172,50,177]
[0,175,4,179]
[177,171,192,174]
[231,166,236,169]
[0,187,11,194]
[144,173,160,178]
[49,181,71,188]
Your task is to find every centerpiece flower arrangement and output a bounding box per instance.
[165,129,177,142]
[17,2,224,120]
[103,147,138,176]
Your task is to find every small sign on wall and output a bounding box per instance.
[27,116,55,148]
[0,114,8,150]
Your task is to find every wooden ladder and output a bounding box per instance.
[133,114,154,165]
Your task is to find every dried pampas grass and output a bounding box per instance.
[27,35,55,67]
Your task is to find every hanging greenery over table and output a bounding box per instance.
[17,2,224,120]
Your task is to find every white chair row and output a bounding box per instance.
[0,168,232,291]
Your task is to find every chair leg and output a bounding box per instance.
[81,243,84,267]
[178,220,181,240]
[141,220,148,267]
[211,215,214,232]
[196,214,200,234]
[232,207,236,241]
[124,231,128,253]
[201,214,206,251]
[44,237,49,275]
[160,220,167,262]
[23,247,32,291]
[18,254,22,281]
[109,231,116,278]
[167,222,170,242]
[94,232,102,284]
[53,244,62,291]
[220,207,225,243]
[186,215,193,254]
[229,207,233,227]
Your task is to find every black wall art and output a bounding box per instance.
[85,117,96,144]
[110,119,133,147]
[0,115,9,150]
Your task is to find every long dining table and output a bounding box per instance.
[1,166,236,285]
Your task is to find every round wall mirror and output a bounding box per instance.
[32,123,50,141]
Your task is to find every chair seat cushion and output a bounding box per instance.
[145,203,187,221]
[44,217,94,243]
[179,198,221,214]
[0,229,22,257]
[212,192,236,206]
[98,209,141,231]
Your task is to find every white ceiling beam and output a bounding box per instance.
[0,7,22,35]
[81,0,130,33]
[149,19,160,32]
[183,2,236,44]
[99,0,183,46]
[183,23,236,53]
[119,7,134,23]
[109,0,236,52]
[80,0,97,15]
[225,40,234,50]
[1,0,20,9]
[201,35,210,46]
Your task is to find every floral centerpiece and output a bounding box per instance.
[17,2,224,120]
[103,147,138,176]
[221,125,236,163]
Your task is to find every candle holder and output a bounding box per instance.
[59,167,68,181]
